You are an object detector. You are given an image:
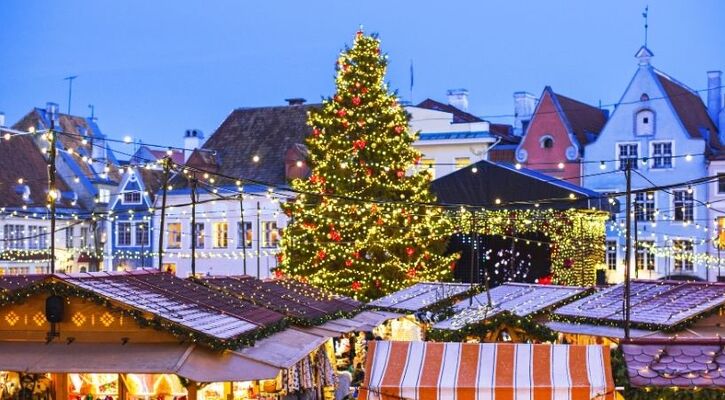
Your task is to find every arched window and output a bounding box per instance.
[635,109,654,136]
[540,135,554,149]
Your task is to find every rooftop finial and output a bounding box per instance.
[642,5,649,47]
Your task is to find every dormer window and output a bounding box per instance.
[540,135,554,149]
[122,191,142,204]
[635,109,654,136]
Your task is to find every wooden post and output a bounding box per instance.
[157,157,171,271]
[240,194,247,275]
[187,380,198,400]
[190,174,197,277]
[47,125,57,273]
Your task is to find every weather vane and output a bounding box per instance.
[642,5,649,47]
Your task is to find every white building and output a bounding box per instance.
[705,70,725,281]
[406,89,529,178]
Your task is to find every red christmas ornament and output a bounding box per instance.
[405,247,415,256]
[538,274,553,285]
[342,120,350,129]
[334,95,342,102]
[274,268,284,278]
[394,126,404,134]
[365,167,373,176]
[376,217,384,225]
[345,259,353,267]
[449,261,456,271]
[396,170,405,178]
[361,87,368,94]
[337,108,347,117]
[406,268,417,278]
[351,281,362,291]
[375,280,382,288]
[352,97,361,106]
[316,250,326,260]
[312,128,321,137]
[329,225,342,242]
[353,139,367,150]
[353,250,361,259]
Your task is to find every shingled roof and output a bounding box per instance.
[12,108,121,184]
[415,98,484,123]
[545,87,608,147]
[0,128,78,209]
[655,70,721,151]
[183,104,318,186]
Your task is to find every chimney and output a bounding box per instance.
[447,89,469,111]
[46,102,59,125]
[90,132,108,175]
[184,129,204,162]
[0,112,5,127]
[513,91,537,136]
[707,71,722,130]
[285,98,307,106]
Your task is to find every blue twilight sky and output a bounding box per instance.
[1,0,724,153]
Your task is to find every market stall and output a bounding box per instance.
[430,282,589,342]
[359,341,616,400]
[367,282,474,341]
[549,280,725,345]
[0,270,340,400]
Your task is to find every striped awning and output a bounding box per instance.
[360,341,615,400]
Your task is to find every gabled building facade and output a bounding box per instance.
[515,87,608,185]
[583,47,720,282]
[109,167,165,270]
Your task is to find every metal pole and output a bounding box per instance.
[239,194,247,275]
[634,203,639,279]
[47,122,57,273]
[624,163,632,341]
[64,76,77,114]
[190,174,197,277]
[468,208,475,307]
[157,157,171,271]
[256,202,261,278]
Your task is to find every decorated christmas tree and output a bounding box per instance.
[278,30,457,300]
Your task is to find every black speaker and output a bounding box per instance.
[45,295,65,323]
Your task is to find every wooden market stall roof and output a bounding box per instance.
[621,338,725,389]
[433,283,588,330]
[360,341,615,400]
[199,275,361,323]
[367,282,472,312]
[553,280,725,331]
[0,270,286,348]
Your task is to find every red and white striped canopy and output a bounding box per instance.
[360,341,615,400]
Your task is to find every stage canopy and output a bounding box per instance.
[360,341,615,400]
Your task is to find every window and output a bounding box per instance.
[634,191,655,221]
[167,223,181,249]
[213,222,228,248]
[123,191,142,204]
[98,188,111,204]
[651,142,672,169]
[606,240,617,270]
[673,240,693,271]
[4,225,25,249]
[117,222,132,246]
[237,222,252,248]
[635,110,654,135]
[421,159,436,179]
[135,222,149,246]
[191,223,205,248]
[65,226,74,249]
[718,174,725,194]
[80,227,89,248]
[540,136,554,149]
[262,221,279,247]
[636,241,655,271]
[28,226,39,249]
[455,157,470,170]
[673,190,694,222]
[718,217,725,249]
[618,144,638,170]
[37,227,47,249]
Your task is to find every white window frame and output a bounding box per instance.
[635,240,656,271]
[116,222,133,247]
[717,172,725,195]
[98,188,111,204]
[237,221,252,249]
[166,222,182,249]
[672,239,694,271]
[122,191,142,205]
[605,240,617,270]
[634,190,656,222]
[649,140,674,170]
[213,222,229,249]
[135,222,150,247]
[261,221,279,248]
[672,189,695,223]
[616,142,640,171]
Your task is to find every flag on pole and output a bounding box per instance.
[409,60,414,103]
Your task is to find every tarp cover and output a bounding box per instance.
[0,342,279,382]
[360,341,615,400]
